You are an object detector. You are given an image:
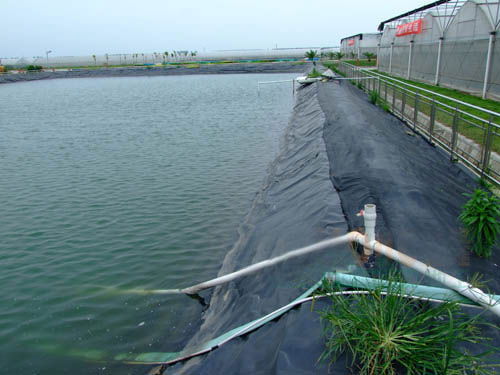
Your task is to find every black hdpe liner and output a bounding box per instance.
[167,83,360,375]
[166,80,499,374]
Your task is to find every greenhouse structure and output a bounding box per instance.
[340,33,381,60]
[376,0,500,99]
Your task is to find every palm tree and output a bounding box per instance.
[164,51,168,63]
[105,53,109,66]
[364,52,375,62]
[305,50,318,66]
[92,54,96,66]
[141,53,145,63]
[335,52,345,61]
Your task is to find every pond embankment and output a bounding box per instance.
[167,79,499,374]
[0,62,308,84]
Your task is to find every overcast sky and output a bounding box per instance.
[4,0,430,57]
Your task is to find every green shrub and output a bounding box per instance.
[357,81,363,89]
[318,276,496,375]
[26,65,43,71]
[370,90,378,105]
[459,189,500,258]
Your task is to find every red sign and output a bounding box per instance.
[348,39,355,46]
[396,19,422,37]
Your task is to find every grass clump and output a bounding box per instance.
[357,81,363,90]
[459,189,500,258]
[308,68,321,78]
[318,276,497,375]
[323,62,346,77]
[370,90,378,105]
[381,102,391,113]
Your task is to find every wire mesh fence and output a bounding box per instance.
[338,62,500,186]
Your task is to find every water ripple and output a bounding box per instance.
[0,73,295,374]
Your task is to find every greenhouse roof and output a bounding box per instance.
[377,0,465,31]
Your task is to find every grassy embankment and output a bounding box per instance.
[325,62,500,154]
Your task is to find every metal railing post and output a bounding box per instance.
[413,89,419,130]
[481,115,493,177]
[402,89,407,119]
[429,98,436,144]
[384,80,388,102]
[451,103,459,161]
[392,83,396,111]
[378,76,381,95]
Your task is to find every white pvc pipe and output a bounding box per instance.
[435,38,443,85]
[358,205,499,316]
[181,234,352,295]
[482,32,496,99]
[363,204,376,256]
[125,204,500,317]
[258,79,294,84]
[351,232,500,317]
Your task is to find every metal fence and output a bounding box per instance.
[338,62,500,186]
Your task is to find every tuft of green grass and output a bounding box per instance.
[357,81,363,90]
[323,62,346,78]
[459,189,500,258]
[370,90,378,105]
[318,275,498,375]
[381,102,391,113]
[308,68,321,78]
